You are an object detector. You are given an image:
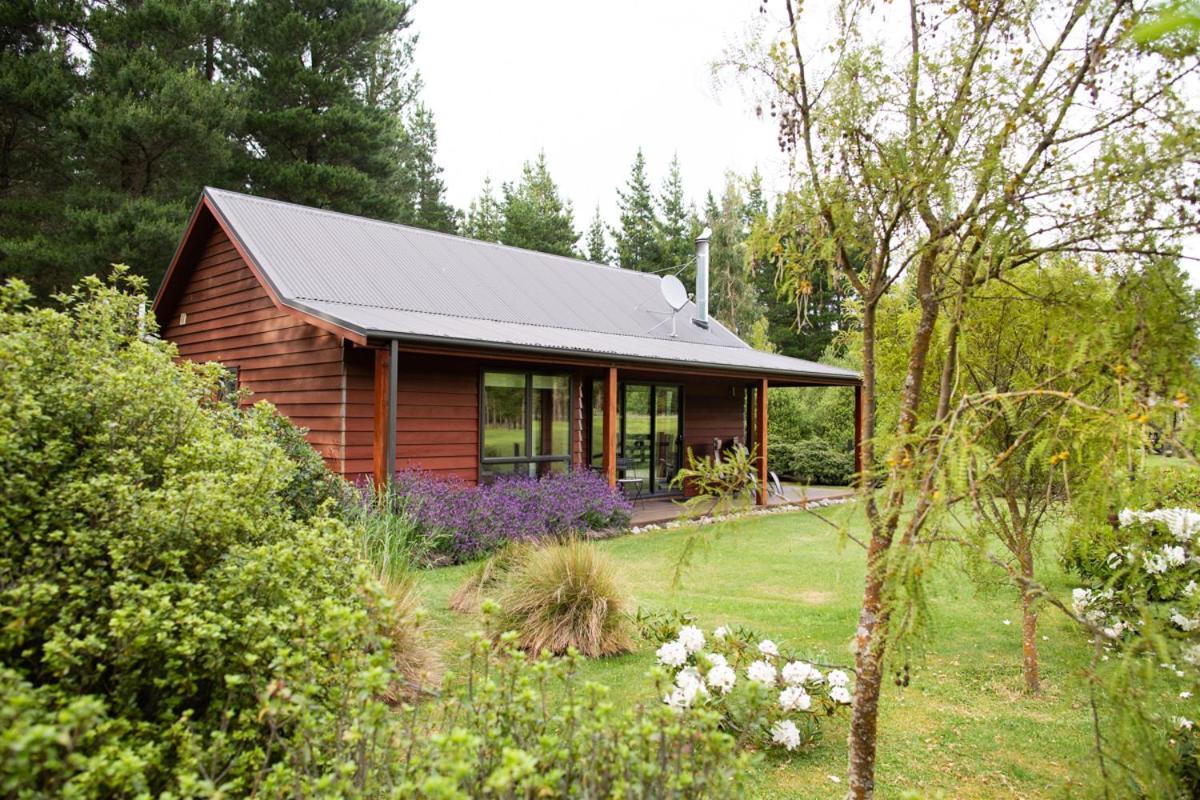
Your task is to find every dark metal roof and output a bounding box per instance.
[202,187,859,384]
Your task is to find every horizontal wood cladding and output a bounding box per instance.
[682,378,748,457]
[161,226,347,471]
[343,348,480,485]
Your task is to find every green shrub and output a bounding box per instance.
[0,275,400,795]
[770,437,855,485]
[496,539,634,657]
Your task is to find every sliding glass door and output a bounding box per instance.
[589,380,682,495]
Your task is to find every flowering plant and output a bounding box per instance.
[375,469,632,563]
[649,623,852,754]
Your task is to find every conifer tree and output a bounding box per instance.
[612,149,661,271]
[499,152,578,257]
[461,177,503,242]
[584,205,610,264]
[706,175,766,337]
[655,154,692,282]
[400,104,457,232]
[230,0,418,219]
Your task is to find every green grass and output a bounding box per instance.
[415,503,1096,799]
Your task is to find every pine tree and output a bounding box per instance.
[612,149,661,271]
[0,0,80,295]
[461,177,503,242]
[499,152,578,257]
[400,104,457,232]
[584,206,610,264]
[706,174,766,337]
[655,154,692,282]
[231,0,417,220]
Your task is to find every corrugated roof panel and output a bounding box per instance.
[203,187,859,383]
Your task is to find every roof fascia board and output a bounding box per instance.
[358,333,861,386]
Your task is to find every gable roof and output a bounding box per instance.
[155,187,859,385]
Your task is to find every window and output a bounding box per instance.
[481,371,571,479]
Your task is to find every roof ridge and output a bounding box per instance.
[297,296,752,351]
[203,185,662,281]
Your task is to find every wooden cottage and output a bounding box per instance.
[153,188,862,502]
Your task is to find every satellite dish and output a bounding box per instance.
[660,274,689,311]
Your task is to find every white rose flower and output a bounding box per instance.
[1118,509,1137,528]
[830,685,852,704]
[1144,552,1169,575]
[664,669,707,710]
[1164,545,1188,567]
[770,719,802,751]
[758,639,780,658]
[1171,610,1200,632]
[713,625,730,640]
[747,659,777,687]
[677,625,706,654]
[1186,580,1199,597]
[781,661,814,686]
[779,686,812,711]
[656,640,688,668]
[706,664,736,694]
[827,669,850,687]
[705,653,728,668]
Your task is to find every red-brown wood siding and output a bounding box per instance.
[344,349,480,484]
[161,227,347,471]
[680,378,748,458]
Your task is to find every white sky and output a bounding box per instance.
[413,0,1200,284]
[413,0,784,232]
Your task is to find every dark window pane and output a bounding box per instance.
[532,374,570,458]
[483,372,526,459]
[590,379,605,466]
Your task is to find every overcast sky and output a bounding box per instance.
[412,0,1199,283]
[413,0,784,231]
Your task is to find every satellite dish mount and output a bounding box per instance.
[659,275,689,338]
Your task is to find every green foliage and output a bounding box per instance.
[0,274,401,795]
[613,148,662,271]
[656,154,694,282]
[448,541,531,613]
[671,443,760,518]
[770,438,855,486]
[495,539,634,658]
[705,174,768,338]
[583,204,610,264]
[500,151,579,257]
[461,176,504,243]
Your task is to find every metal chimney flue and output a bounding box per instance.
[693,227,711,329]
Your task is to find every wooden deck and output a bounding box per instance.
[628,485,855,527]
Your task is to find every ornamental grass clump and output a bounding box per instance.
[448,540,531,612]
[496,539,634,657]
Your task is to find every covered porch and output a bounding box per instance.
[628,484,856,527]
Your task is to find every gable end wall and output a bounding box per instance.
[160,226,347,471]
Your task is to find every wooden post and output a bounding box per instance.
[372,343,398,490]
[602,366,618,487]
[757,378,768,505]
[853,383,864,480]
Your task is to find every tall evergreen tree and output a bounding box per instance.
[705,175,766,338]
[655,154,692,282]
[612,148,661,271]
[0,0,80,294]
[230,0,417,219]
[584,205,610,264]
[499,152,578,257]
[461,177,503,242]
[399,104,457,232]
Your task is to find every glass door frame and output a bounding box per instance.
[587,380,684,496]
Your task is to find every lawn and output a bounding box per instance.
[416,502,1098,799]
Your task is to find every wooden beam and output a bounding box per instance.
[372,343,399,489]
[603,366,618,487]
[853,384,864,482]
[757,378,768,505]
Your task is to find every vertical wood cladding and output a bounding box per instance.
[160,227,347,471]
[343,350,479,484]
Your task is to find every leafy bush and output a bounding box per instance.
[1064,461,1200,582]
[0,275,402,795]
[770,437,855,485]
[249,636,750,797]
[648,623,852,754]
[671,444,760,517]
[496,539,634,657]
[387,468,633,563]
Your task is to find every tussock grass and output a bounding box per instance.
[497,539,633,657]
[448,541,530,613]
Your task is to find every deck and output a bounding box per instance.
[628,485,855,527]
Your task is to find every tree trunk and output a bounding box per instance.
[1019,549,1040,695]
